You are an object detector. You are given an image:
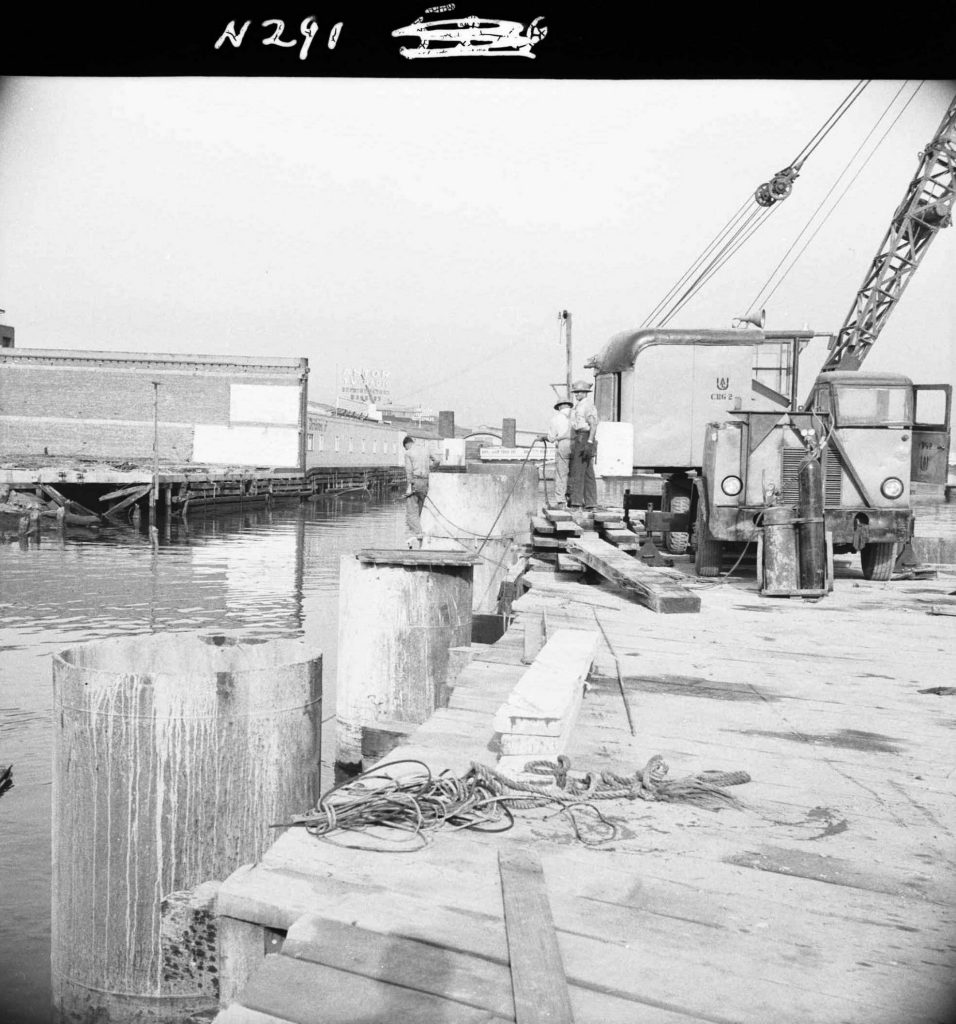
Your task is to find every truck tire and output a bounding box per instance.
[663,480,692,554]
[694,504,722,578]
[860,542,897,582]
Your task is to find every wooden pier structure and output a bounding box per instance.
[213,555,956,1024]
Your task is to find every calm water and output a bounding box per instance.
[0,497,407,1024]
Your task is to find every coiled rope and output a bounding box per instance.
[282,755,751,850]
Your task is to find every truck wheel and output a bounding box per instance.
[694,505,722,577]
[860,542,897,582]
[664,480,692,554]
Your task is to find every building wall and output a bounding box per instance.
[0,349,308,469]
[306,411,406,469]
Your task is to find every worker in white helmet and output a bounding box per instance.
[538,397,572,507]
[568,379,598,509]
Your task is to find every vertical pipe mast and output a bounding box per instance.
[558,309,572,395]
[823,91,956,372]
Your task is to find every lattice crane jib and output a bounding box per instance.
[823,92,956,372]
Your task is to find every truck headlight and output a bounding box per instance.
[721,475,743,496]
[881,477,904,500]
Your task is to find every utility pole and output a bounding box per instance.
[558,310,572,396]
[150,381,160,526]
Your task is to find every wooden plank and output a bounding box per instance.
[552,521,581,534]
[494,629,598,737]
[521,613,546,665]
[282,914,516,1019]
[98,482,150,503]
[555,555,584,573]
[356,549,480,566]
[498,849,573,1024]
[38,483,69,506]
[530,516,555,534]
[567,535,701,614]
[543,508,574,523]
[530,536,567,550]
[103,483,151,518]
[239,955,511,1024]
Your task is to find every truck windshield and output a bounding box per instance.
[833,386,911,426]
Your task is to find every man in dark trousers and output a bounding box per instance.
[568,379,599,509]
[403,435,440,548]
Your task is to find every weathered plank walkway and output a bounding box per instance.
[215,557,956,1024]
[567,533,701,613]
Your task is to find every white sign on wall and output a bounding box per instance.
[194,425,299,467]
[230,384,300,425]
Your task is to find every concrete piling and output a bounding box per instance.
[420,465,539,613]
[335,551,476,772]
[51,634,322,1024]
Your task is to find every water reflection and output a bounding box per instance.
[0,496,405,1024]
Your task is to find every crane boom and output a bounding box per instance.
[822,91,956,372]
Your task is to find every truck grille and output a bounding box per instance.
[780,448,842,507]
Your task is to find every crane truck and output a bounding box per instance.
[588,90,955,580]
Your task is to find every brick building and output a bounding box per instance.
[0,348,309,471]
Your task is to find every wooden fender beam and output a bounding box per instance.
[567,534,700,614]
[494,629,598,759]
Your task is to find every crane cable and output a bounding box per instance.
[746,81,925,317]
[639,196,753,328]
[657,205,774,327]
[788,79,871,169]
[643,80,870,328]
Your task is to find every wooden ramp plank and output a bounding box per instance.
[498,848,574,1024]
[567,535,700,613]
[493,630,599,750]
[239,955,510,1024]
[283,914,515,1019]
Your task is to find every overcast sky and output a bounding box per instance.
[1,76,953,429]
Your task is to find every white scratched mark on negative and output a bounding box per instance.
[392,14,547,60]
[214,18,343,60]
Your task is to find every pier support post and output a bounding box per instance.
[335,551,476,772]
[502,418,517,448]
[51,634,322,1024]
[420,466,539,613]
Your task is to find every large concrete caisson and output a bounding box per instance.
[421,464,539,612]
[336,551,476,770]
[51,634,322,1024]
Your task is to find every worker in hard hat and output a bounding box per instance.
[568,379,598,510]
[538,398,573,508]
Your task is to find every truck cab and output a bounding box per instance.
[697,371,952,580]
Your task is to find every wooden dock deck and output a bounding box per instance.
[215,558,956,1024]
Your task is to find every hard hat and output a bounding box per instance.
[553,399,572,410]
[570,379,592,392]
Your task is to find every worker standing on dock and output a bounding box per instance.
[539,398,573,507]
[568,379,599,509]
[403,435,440,549]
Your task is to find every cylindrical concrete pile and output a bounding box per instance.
[51,634,322,1024]
[336,554,474,770]
[421,465,539,612]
